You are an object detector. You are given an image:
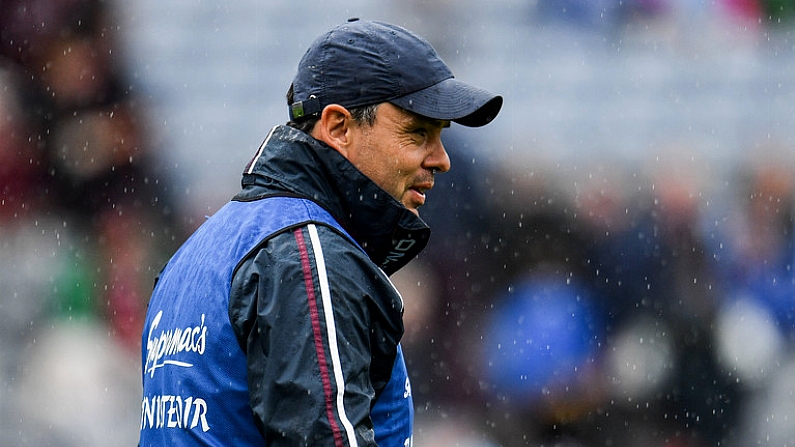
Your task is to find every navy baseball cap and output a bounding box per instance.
[289,19,503,127]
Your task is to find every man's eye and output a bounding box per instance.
[413,128,428,138]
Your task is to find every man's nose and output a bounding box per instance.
[427,138,451,173]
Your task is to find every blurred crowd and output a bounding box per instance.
[0,0,180,444]
[404,138,795,447]
[1,0,795,446]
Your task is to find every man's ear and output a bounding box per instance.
[312,104,352,157]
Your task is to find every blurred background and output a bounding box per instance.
[1,0,795,445]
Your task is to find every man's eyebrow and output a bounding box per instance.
[414,115,450,128]
[397,105,451,128]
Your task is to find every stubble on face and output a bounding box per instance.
[347,104,450,216]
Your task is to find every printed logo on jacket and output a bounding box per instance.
[140,310,210,432]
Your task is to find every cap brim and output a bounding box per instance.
[390,78,503,127]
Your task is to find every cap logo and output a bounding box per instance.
[289,96,321,121]
[290,102,305,119]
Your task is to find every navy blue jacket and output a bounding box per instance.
[140,125,431,446]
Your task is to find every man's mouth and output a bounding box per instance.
[408,181,433,207]
[408,187,426,204]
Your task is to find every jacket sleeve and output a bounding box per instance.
[229,223,402,446]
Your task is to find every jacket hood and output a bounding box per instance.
[234,125,430,275]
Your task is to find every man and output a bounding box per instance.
[139,19,502,446]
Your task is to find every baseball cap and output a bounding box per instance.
[289,19,503,127]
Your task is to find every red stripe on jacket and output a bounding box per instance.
[294,228,346,447]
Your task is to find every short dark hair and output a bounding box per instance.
[286,83,378,134]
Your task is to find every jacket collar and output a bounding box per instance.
[234,125,430,275]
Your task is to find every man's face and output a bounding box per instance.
[345,103,451,216]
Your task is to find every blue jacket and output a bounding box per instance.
[140,125,430,446]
